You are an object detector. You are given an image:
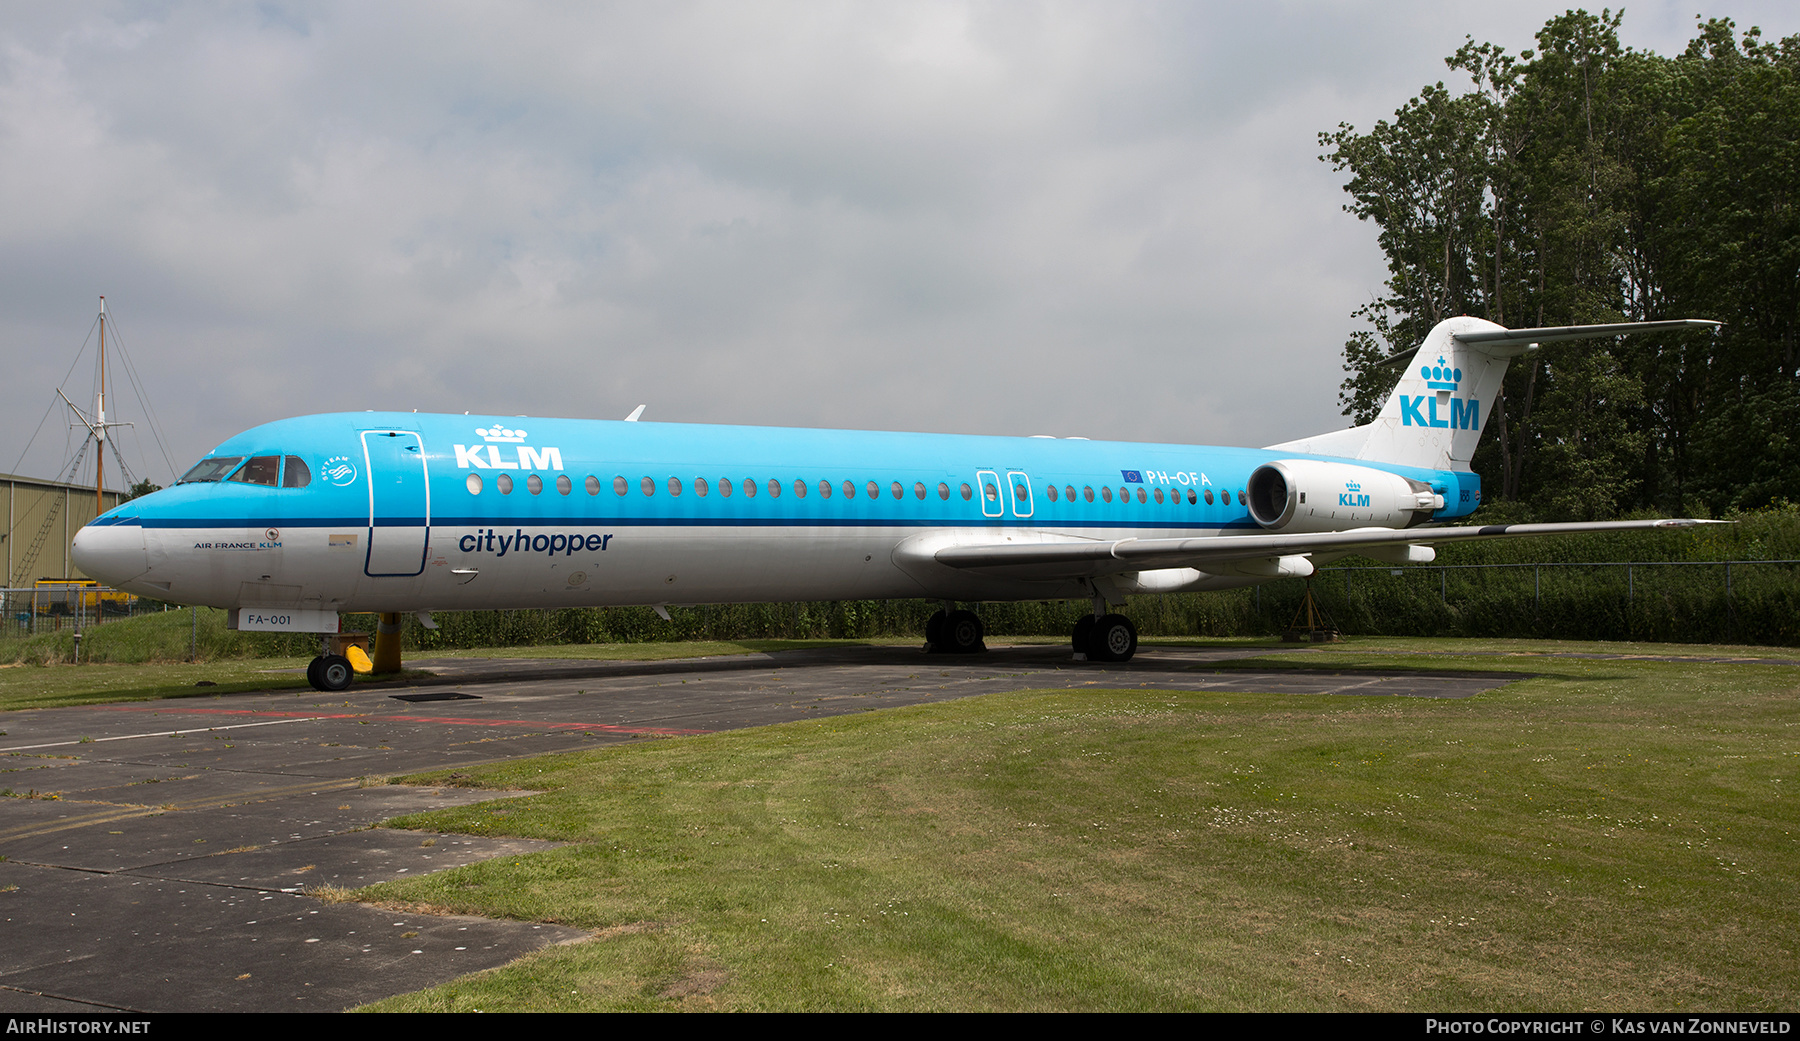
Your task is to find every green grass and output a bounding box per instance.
[0,659,317,711]
[347,640,1800,1012]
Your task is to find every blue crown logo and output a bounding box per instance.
[1345,481,1362,493]
[1420,356,1462,392]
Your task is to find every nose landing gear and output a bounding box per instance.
[305,654,355,692]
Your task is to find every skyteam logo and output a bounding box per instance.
[322,455,358,486]
[1401,356,1480,431]
[455,427,564,471]
[1339,480,1370,507]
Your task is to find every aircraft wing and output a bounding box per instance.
[929,519,1723,581]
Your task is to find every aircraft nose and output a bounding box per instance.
[71,520,150,587]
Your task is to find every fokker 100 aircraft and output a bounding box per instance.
[72,316,1719,691]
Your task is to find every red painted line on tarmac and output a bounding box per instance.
[83,703,710,736]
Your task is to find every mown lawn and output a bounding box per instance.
[345,642,1800,1011]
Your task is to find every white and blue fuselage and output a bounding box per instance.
[75,411,1480,620]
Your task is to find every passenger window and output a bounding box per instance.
[1135,487,1146,504]
[960,483,972,501]
[641,476,655,496]
[1013,481,1026,502]
[614,475,628,496]
[669,477,683,496]
[938,482,950,501]
[498,473,514,495]
[983,481,998,502]
[1239,488,1247,505]
[1046,484,1059,502]
[587,475,601,496]
[1153,487,1165,504]
[867,481,879,499]
[466,473,483,496]
[1101,486,1112,503]
[695,477,709,497]
[1221,489,1232,505]
[720,477,734,497]
[1204,488,1214,505]
[528,474,544,495]
[229,456,280,486]
[819,480,832,499]
[556,474,572,495]
[1187,488,1196,504]
[914,482,926,500]
[794,479,807,498]
[843,480,856,498]
[1083,486,1094,503]
[1064,485,1075,502]
[767,478,781,498]
[892,482,904,500]
[282,456,311,488]
[743,478,757,498]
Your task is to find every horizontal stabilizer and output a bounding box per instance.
[1453,318,1720,356]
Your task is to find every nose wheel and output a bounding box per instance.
[306,655,355,692]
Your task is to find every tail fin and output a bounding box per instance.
[1268,317,1718,471]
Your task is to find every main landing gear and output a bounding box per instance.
[1072,611,1137,663]
[922,601,1137,663]
[924,605,987,654]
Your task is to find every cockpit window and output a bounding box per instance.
[282,456,312,488]
[228,456,281,486]
[178,456,244,483]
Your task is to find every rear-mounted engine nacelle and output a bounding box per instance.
[1246,460,1444,533]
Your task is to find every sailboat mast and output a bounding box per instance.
[96,296,106,516]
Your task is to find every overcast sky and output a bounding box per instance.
[4,2,1793,487]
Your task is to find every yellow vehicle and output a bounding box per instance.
[31,578,135,616]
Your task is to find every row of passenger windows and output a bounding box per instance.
[178,455,312,488]
[463,471,1245,507]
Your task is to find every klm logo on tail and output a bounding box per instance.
[1400,357,1480,430]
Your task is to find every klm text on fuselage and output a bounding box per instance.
[454,444,564,470]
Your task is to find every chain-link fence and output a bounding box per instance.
[2,585,155,637]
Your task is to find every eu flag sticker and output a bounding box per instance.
[1121,470,1143,483]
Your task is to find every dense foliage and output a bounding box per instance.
[1324,11,1799,519]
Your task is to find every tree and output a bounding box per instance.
[121,478,162,503]
[1325,10,1799,518]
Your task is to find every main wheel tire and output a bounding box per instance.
[317,654,355,692]
[305,656,326,690]
[945,609,985,654]
[1071,614,1095,654]
[924,609,948,649]
[1085,614,1137,663]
